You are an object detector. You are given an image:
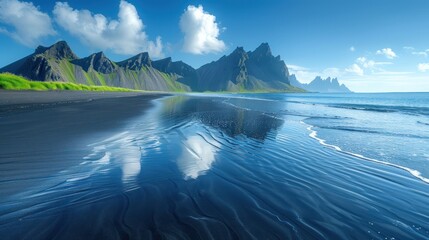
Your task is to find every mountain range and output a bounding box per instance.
[289,75,352,93]
[0,41,351,93]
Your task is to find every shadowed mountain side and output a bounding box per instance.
[161,96,284,140]
[152,57,199,90]
[196,43,299,92]
[0,41,78,82]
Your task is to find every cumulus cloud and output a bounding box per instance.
[179,5,225,54]
[418,63,429,72]
[345,63,364,76]
[376,48,397,59]
[0,0,55,46]
[53,1,163,57]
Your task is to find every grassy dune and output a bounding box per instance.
[0,73,135,92]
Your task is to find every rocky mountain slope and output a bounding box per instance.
[152,57,199,90]
[0,41,190,92]
[1,41,304,92]
[196,43,300,92]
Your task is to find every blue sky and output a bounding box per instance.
[0,0,428,92]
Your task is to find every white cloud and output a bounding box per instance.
[376,48,397,59]
[412,51,428,57]
[287,64,309,72]
[179,5,225,54]
[356,57,392,69]
[0,0,55,46]
[345,63,364,76]
[53,1,163,57]
[350,46,355,52]
[418,63,429,72]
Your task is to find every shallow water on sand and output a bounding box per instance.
[0,94,428,239]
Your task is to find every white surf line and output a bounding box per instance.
[300,121,429,184]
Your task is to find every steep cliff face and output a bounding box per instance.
[196,43,297,92]
[152,57,199,90]
[0,41,78,82]
[72,52,116,74]
[196,47,249,91]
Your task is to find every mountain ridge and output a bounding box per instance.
[0,41,189,92]
[196,43,297,92]
[289,74,352,93]
[1,41,307,92]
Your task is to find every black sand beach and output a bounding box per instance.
[0,90,157,105]
[0,91,166,196]
[1,93,428,240]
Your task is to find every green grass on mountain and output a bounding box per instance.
[0,73,134,92]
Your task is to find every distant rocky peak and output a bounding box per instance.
[35,41,78,60]
[314,76,323,81]
[252,42,272,57]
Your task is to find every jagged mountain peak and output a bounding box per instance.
[231,47,247,55]
[314,76,323,81]
[252,42,272,57]
[34,41,78,60]
[289,75,352,93]
[89,51,108,61]
[152,57,195,73]
[72,51,116,74]
[196,42,293,91]
[117,52,151,70]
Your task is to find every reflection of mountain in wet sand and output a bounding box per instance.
[162,96,285,140]
[162,96,285,179]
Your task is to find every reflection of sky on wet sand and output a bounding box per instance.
[84,131,143,185]
[161,96,284,180]
[177,134,220,180]
[79,96,284,183]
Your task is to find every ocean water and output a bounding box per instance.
[0,93,428,239]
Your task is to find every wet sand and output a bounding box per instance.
[0,90,153,105]
[1,93,428,240]
[0,90,166,196]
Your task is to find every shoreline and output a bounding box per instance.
[0,90,168,106]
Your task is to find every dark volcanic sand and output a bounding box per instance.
[0,90,155,105]
[0,91,166,196]
[1,93,428,240]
